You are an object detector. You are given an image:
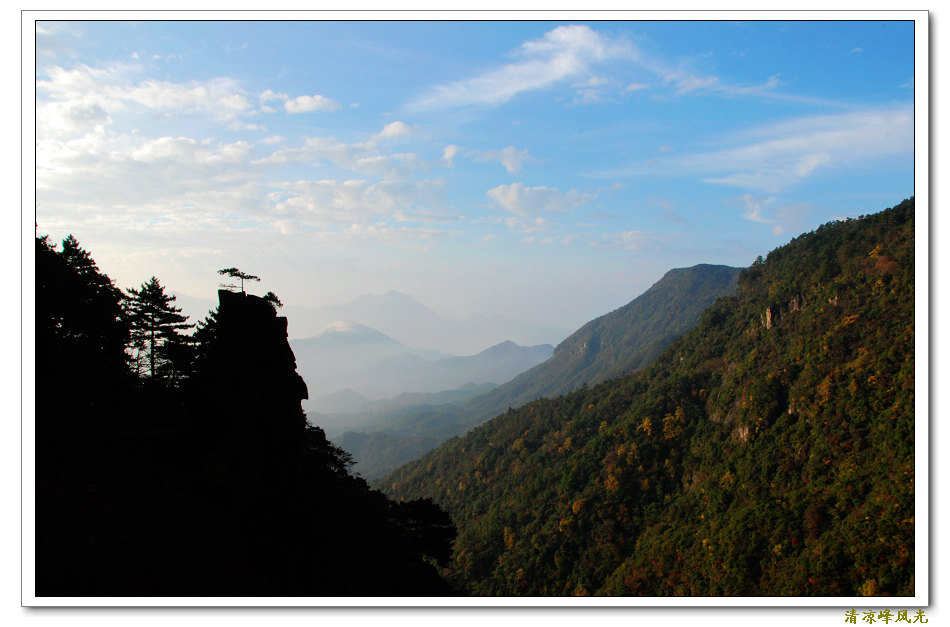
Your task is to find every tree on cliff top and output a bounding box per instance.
[217,267,260,293]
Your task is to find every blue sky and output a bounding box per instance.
[33,18,917,336]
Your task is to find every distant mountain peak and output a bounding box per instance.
[319,320,376,335]
[476,339,531,357]
[315,320,402,347]
[381,290,416,301]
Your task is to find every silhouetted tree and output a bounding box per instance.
[190,307,219,371]
[263,291,283,310]
[125,277,194,383]
[217,267,259,293]
[391,497,458,567]
[36,234,131,398]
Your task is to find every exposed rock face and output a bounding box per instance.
[760,293,806,329]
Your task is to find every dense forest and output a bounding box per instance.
[384,199,915,596]
[35,235,456,596]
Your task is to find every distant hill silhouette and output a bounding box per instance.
[284,290,568,355]
[293,320,552,401]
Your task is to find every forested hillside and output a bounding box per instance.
[385,199,915,596]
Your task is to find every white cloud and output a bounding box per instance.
[572,75,615,104]
[735,193,775,224]
[504,216,551,234]
[130,136,253,165]
[377,120,412,139]
[341,223,444,250]
[410,25,637,110]
[266,178,452,230]
[255,133,427,180]
[669,73,720,94]
[473,146,532,174]
[442,144,460,166]
[486,182,593,218]
[408,24,793,113]
[36,63,259,135]
[590,230,657,252]
[39,101,112,135]
[625,105,913,193]
[253,120,439,179]
[284,93,342,113]
[354,153,426,179]
[37,129,261,221]
[260,89,288,102]
[127,78,251,115]
[730,194,813,236]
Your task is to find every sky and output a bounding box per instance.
[32,17,917,336]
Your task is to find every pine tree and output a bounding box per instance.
[36,234,131,394]
[217,267,260,293]
[125,277,194,384]
[190,307,219,374]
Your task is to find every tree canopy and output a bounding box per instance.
[125,276,194,384]
[217,267,260,293]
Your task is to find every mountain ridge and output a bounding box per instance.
[466,263,742,421]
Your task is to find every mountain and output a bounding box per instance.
[404,340,555,396]
[465,264,741,422]
[290,320,431,399]
[324,264,741,480]
[285,290,569,355]
[312,383,499,433]
[292,323,552,402]
[315,291,446,346]
[383,199,916,596]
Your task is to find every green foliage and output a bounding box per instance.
[385,199,916,596]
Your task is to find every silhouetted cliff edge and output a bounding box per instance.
[36,281,455,597]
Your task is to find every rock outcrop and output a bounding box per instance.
[200,290,309,458]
